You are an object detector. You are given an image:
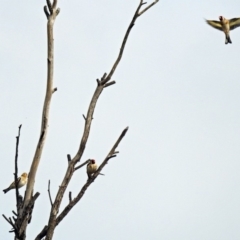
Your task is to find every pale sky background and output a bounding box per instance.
[1,0,240,239]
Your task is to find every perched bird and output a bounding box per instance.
[206,16,240,44]
[3,172,28,194]
[87,159,98,179]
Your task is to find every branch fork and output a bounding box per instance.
[44,0,60,20]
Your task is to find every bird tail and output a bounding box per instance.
[3,188,9,194]
[225,35,232,44]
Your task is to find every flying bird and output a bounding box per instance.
[87,159,98,179]
[206,16,240,44]
[3,172,28,194]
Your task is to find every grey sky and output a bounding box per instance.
[1,0,240,239]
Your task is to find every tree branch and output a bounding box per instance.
[47,0,53,14]
[12,211,18,217]
[69,192,72,203]
[45,83,104,240]
[55,127,128,226]
[67,154,71,162]
[96,127,128,174]
[23,0,60,212]
[44,6,50,19]
[48,180,53,207]
[35,225,48,240]
[104,81,116,88]
[14,124,22,213]
[74,159,90,171]
[2,214,17,232]
[102,0,159,85]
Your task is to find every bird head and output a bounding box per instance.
[219,16,224,21]
[21,173,28,178]
[91,159,96,164]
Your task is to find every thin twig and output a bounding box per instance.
[14,124,22,213]
[104,81,116,88]
[82,114,86,121]
[44,6,50,19]
[9,217,15,226]
[52,0,58,9]
[138,0,159,16]
[47,0,53,13]
[55,127,129,226]
[74,159,90,171]
[69,192,72,203]
[12,216,17,223]
[12,211,18,217]
[2,214,17,231]
[106,155,117,161]
[95,127,128,175]
[48,180,53,207]
[2,214,12,225]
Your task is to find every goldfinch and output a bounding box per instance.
[87,159,98,179]
[206,16,240,44]
[3,172,28,194]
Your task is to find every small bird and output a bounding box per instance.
[206,16,240,44]
[3,172,28,194]
[87,159,98,179]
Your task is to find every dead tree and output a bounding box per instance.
[2,0,159,239]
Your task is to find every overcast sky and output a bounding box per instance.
[1,0,240,239]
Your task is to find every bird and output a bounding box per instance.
[206,16,240,44]
[87,159,98,179]
[3,172,28,194]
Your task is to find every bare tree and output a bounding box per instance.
[2,0,159,239]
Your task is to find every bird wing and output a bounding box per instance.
[206,20,223,31]
[9,177,21,188]
[229,18,240,30]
